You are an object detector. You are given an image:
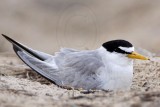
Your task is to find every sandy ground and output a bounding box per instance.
[0,53,160,107]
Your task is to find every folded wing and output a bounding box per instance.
[2,34,105,90]
[57,51,104,89]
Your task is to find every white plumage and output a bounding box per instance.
[96,47,133,90]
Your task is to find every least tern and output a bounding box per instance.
[2,34,149,91]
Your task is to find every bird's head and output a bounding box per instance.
[102,40,149,61]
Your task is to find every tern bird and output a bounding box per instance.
[2,34,149,91]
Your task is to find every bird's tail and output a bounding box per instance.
[1,34,62,85]
[2,34,52,61]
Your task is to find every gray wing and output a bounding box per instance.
[53,48,79,67]
[13,45,62,85]
[57,51,104,90]
[2,34,105,90]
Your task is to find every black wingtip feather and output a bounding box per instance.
[2,34,45,61]
[2,34,12,42]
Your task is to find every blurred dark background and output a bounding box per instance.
[0,0,160,54]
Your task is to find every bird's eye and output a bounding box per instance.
[114,48,121,52]
[114,48,131,54]
[114,48,118,51]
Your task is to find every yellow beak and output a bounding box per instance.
[127,52,149,60]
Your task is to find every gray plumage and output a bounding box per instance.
[17,47,104,89]
[3,34,104,89]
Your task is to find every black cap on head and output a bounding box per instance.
[102,40,133,54]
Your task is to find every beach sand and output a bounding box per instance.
[0,53,159,107]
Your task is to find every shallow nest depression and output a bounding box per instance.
[0,53,160,107]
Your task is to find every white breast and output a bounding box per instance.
[96,47,133,91]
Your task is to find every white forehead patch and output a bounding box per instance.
[119,46,134,53]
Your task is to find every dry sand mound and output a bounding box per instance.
[0,53,160,107]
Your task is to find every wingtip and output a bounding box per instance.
[1,34,13,43]
[1,34,6,38]
[2,34,9,40]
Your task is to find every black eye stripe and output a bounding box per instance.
[114,48,131,54]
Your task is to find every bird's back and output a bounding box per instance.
[52,48,104,89]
